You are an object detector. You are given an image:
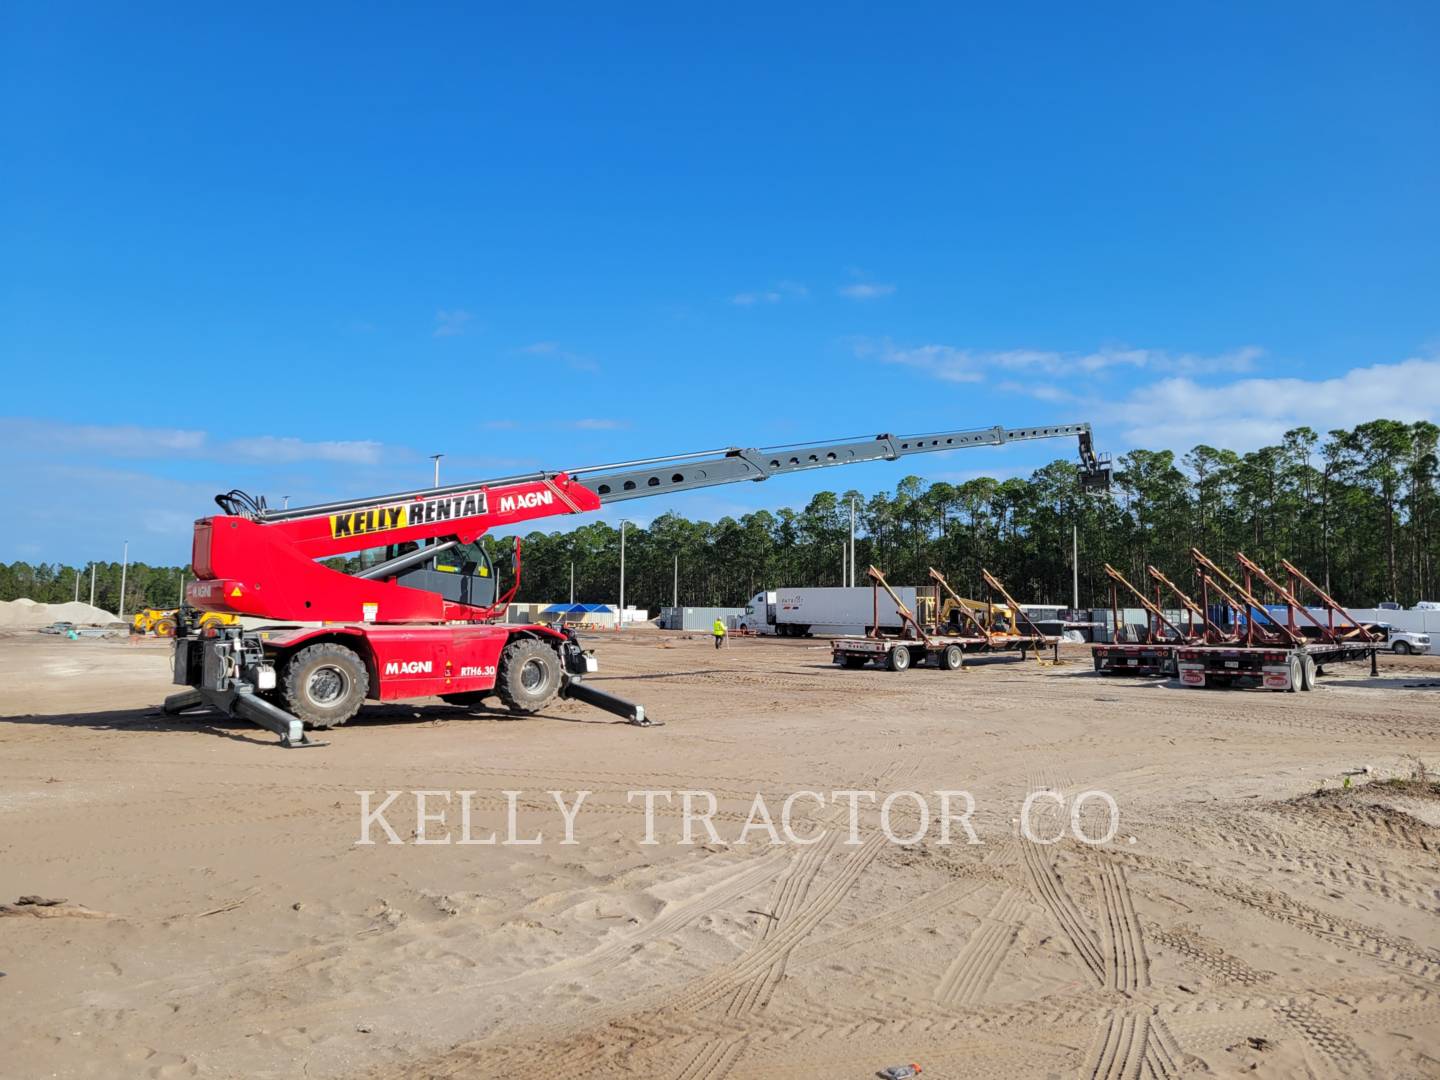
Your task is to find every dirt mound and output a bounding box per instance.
[0,599,119,627]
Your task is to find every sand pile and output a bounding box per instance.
[0,598,120,627]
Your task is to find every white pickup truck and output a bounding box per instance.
[1381,626,1432,655]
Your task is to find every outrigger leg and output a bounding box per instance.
[162,685,325,748]
[560,677,657,727]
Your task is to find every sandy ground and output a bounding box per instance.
[1,629,1438,1080]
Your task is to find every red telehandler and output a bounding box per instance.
[165,423,1109,745]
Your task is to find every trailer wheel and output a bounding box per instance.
[941,644,964,671]
[496,638,561,713]
[886,644,912,672]
[1300,653,1317,691]
[282,643,369,728]
[1286,655,1302,692]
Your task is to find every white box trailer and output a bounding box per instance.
[744,587,920,637]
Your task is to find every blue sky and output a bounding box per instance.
[3,4,1437,564]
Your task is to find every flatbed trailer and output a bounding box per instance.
[1171,550,1380,691]
[831,630,1054,671]
[1091,641,1179,676]
[1176,640,1378,690]
[830,565,1056,672]
[1091,562,1230,678]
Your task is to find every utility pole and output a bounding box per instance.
[89,562,95,607]
[430,454,444,487]
[118,540,129,621]
[849,497,857,588]
[618,520,628,628]
[569,561,575,604]
[74,571,80,602]
[179,572,185,607]
[673,553,678,608]
[841,543,847,588]
[1072,524,1079,610]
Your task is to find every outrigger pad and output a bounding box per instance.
[560,678,661,727]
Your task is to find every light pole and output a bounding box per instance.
[282,495,290,509]
[74,571,80,602]
[569,561,575,605]
[430,454,444,487]
[618,519,628,628]
[849,497,857,588]
[673,553,678,608]
[1072,523,1079,611]
[88,562,95,607]
[118,540,129,621]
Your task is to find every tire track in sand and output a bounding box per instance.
[1274,1001,1373,1074]
[648,760,911,1080]
[1095,862,1150,993]
[1081,1009,1183,1080]
[1020,839,1106,987]
[934,887,1025,1007]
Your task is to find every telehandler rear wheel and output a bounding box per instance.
[153,617,177,638]
[283,643,369,728]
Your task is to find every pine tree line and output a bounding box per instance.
[5,420,1436,615]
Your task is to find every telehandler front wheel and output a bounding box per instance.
[496,638,562,713]
[282,643,369,728]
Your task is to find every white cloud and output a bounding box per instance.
[838,282,896,300]
[433,309,473,337]
[868,341,1261,383]
[569,418,629,431]
[1107,356,1440,452]
[0,418,207,457]
[732,281,807,306]
[224,436,384,465]
[520,341,599,373]
[0,419,390,466]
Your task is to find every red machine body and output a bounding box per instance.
[252,623,556,701]
[188,474,599,624]
[166,423,1109,743]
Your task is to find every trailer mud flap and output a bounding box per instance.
[1178,665,1205,687]
[1261,666,1291,690]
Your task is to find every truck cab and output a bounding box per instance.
[744,591,777,634]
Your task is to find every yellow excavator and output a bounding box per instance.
[131,607,240,638]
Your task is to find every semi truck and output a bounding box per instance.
[743,586,923,637]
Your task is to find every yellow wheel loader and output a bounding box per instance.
[131,608,239,637]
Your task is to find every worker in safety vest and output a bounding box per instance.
[712,618,727,649]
